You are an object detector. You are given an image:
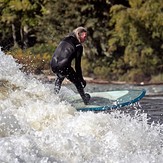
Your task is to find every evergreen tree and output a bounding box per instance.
[108,0,163,78]
[0,0,48,49]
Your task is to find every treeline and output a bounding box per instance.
[0,0,163,82]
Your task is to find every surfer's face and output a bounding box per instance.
[79,32,87,43]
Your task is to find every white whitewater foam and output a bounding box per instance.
[0,48,163,163]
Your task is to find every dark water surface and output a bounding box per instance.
[140,96,163,124]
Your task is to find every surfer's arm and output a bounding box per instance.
[75,46,86,87]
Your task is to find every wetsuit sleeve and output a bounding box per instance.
[75,46,84,81]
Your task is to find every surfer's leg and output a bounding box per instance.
[65,67,90,104]
[54,73,64,94]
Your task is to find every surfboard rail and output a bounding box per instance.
[66,89,146,112]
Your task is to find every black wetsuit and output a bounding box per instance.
[50,33,90,104]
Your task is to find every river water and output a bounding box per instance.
[0,49,163,163]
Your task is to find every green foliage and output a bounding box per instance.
[129,0,144,8]
[1,0,163,83]
[28,43,55,55]
[81,58,93,76]
[150,74,163,83]
[109,0,163,79]
[0,0,48,48]
[8,48,51,74]
[120,69,151,83]
[93,66,110,80]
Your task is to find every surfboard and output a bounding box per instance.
[65,89,146,112]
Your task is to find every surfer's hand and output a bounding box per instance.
[81,79,86,88]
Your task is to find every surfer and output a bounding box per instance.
[50,26,90,105]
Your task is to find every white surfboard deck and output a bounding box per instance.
[64,89,146,111]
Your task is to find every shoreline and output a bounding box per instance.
[33,73,163,86]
